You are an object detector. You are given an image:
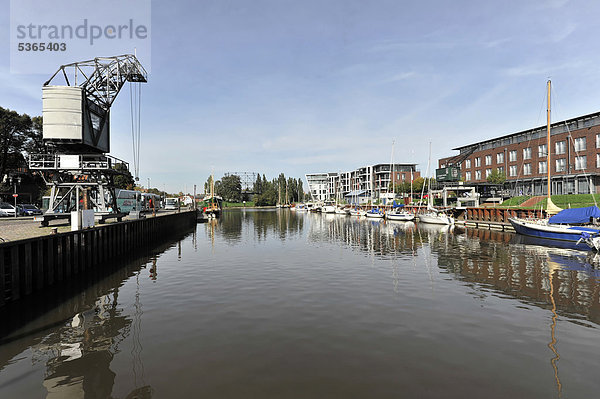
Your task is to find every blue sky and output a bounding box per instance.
[2,0,600,193]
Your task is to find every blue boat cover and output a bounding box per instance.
[548,206,600,224]
[392,200,404,208]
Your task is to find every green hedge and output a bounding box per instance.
[223,201,255,208]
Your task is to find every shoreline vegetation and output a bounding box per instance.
[499,194,600,209]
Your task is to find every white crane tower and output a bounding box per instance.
[29,55,147,227]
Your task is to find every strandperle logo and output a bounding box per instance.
[15,19,148,45]
[10,0,151,74]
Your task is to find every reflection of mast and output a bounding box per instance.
[547,262,562,397]
[131,270,147,392]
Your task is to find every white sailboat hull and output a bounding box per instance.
[418,212,454,225]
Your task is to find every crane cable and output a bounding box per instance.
[130,81,142,180]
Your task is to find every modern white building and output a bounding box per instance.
[305,172,337,201]
[306,163,420,203]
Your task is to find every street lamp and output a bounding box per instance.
[8,176,22,218]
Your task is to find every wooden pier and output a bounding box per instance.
[0,210,196,308]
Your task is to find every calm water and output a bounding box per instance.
[1,209,600,398]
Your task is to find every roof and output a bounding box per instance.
[344,190,368,197]
[452,110,600,151]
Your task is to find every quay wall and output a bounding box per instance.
[0,211,196,308]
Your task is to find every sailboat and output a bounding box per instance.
[508,80,600,250]
[385,140,415,222]
[417,142,454,225]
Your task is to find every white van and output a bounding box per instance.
[164,197,179,210]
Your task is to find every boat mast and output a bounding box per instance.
[390,139,395,205]
[547,79,551,199]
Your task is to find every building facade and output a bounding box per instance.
[439,111,600,196]
[306,163,420,202]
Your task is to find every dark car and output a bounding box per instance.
[19,204,43,216]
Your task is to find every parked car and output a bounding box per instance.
[0,202,17,217]
[19,204,43,216]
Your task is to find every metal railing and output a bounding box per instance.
[29,154,129,171]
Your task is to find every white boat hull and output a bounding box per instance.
[418,212,454,225]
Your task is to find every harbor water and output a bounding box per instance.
[1,209,600,398]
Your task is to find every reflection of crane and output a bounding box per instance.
[30,55,147,226]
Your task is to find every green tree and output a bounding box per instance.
[487,169,507,184]
[204,175,215,194]
[0,107,32,180]
[217,174,242,202]
[253,172,262,194]
[113,163,135,189]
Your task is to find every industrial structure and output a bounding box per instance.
[306,163,420,203]
[438,111,600,196]
[29,55,147,226]
[224,172,258,193]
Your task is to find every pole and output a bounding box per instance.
[547,80,551,199]
[13,181,17,218]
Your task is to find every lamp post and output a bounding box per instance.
[9,176,21,218]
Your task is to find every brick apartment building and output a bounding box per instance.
[438,111,600,196]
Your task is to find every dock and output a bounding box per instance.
[0,210,196,308]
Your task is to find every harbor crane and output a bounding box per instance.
[29,55,147,226]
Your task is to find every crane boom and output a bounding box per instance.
[44,54,147,112]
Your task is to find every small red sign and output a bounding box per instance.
[12,194,18,198]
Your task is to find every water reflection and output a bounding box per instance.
[0,231,193,398]
[281,211,600,327]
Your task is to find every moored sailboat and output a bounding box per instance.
[508,80,600,250]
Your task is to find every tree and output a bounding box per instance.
[113,163,135,189]
[217,174,242,202]
[253,172,262,194]
[487,169,507,184]
[0,107,32,180]
[204,175,214,194]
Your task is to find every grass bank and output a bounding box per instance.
[500,194,600,209]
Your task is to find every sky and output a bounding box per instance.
[1,0,600,194]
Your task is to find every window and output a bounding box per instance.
[485,169,492,178]
[523,147,532,160]
[596,134,600,149]
[497,152,504,164]
[485,155,492,166]
[538,161,547,174]
[465,171,471,181]
[523,163,532,175]
[509,165,517,177]
[497,166,504,174]
[556,141,566,155]
[556,158,566,172]
[475,157,481,167]
[538,144,547,158]
[509,150,517,162]
[465,159,471,169]
[475,170,481,180]
[575,155,587,170]
[574,137,586,152]
[597,153,600,168]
